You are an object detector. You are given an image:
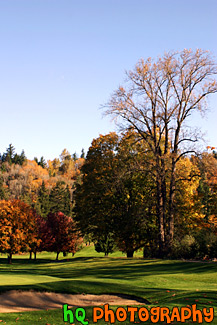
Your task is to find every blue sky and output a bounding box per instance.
[0,0,217,160]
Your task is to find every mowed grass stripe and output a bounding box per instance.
[0,246,217,324]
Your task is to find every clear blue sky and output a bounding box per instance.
[0,0,217,160]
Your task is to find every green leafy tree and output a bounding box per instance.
[74,132,156,257]
[73,133,118,255]
[111,132,157,257]
[94,233,116,256]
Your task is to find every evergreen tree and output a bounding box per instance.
[72,152,77,161]
[34,157,39,164]
[1,145,26,166]
[1,144,16,164]
[19,150,27,165]
[34,156,46,168]
[39,156,46,168]
[80,149,85,159]
[49,182,67,214]
[13,150,26,165]
[6,144,15,162]
[65,185,72,216]
[35,181,50,218]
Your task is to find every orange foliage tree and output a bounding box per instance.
[0,199,40,263]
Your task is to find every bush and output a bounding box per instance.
[171,235,199,259]
[94,233,116,256]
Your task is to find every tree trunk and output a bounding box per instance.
[167,122,180,251]
[168,158,176,252]
[34,252,37,260]
[8,253,12,264]
[156,175,165,257]
[56,252,59,261]
[127,251,134,258]
[29,252,32,260]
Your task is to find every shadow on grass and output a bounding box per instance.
[0,256,93,265]
[1,256,217,281]
[21,259,217,279]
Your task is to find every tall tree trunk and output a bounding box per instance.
[56,252,59,261]
[156,175,165,257]
[161,160,167,248]
[29,251,32,260]
[168,158,176,250]
[34,252,37,260]
[168,121,180,252]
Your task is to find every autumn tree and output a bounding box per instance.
[172,157,203,236]
[42,211,81,260]
[196,151,217,219]
[47,158,61,177]
[0,200,39,263]
[0,159,50,204]
[105,49,217,256]
[27,213,43,260]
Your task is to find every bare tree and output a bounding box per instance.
[105,49,217,256]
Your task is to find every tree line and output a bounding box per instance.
[0,145,84,263]
[1,49,217,262]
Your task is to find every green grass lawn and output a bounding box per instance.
[0,246,217,324]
